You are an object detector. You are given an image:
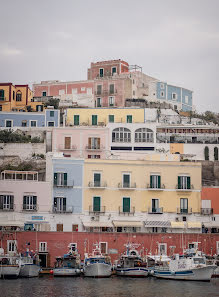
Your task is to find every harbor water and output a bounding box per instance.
[0,277,219,297]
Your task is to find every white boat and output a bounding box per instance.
[115,247,148,277]
[154,251,216,281]
[83,244,112,278]
[20,256,41,277]
[53,249,81,277]
[0,254,22,278]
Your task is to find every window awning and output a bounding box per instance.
[203,222,219,228]
[145,221,171,227]
[82,221,113,228]
[171,222,185,228]
[187,222,202,229]
[0,221,24,227]
[113,221,142,227]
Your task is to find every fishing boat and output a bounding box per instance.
[153,251,216,281]
[83,244,112,277]
[0,248,22,278]
[20,250,41,277]
[53,247,81,277]
[115,245,148,277]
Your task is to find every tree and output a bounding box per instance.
[44,98,59,109]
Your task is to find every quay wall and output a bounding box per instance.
[1,232,219,266]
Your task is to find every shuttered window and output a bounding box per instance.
[92,115,98,125]
[178,176,191,189]
[93,196,101,212]
[94,173,101,187]
[64,137,71,149]
[123,174,130,188]
[74,115,79,125]
[150,175,161,189]
[127,115,132,123]
[0,89,4,100]
[123,197,130,213]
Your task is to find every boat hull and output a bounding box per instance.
[0,265,21,278]
[20,264,40,277]
[53,268,81,276]
[116,267,148,277]
[84,263,112,277]
[154,265,216,281]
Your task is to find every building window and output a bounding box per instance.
[69,243,77,252]
[99,68,104,77]
[72,88,77,94]
[99,242,108,254]
[54,197,66,212]
[127,115,132,123]
[22,120,27,127]
[42,91,47,97]
[93,196,101,212]
[204,146,209,161]
[185,96,189,104]
[72,225,78,232]
[151,199,160,213]
[64,137,71,149]
[97,85,102,95]
[109,115,114,123]
[0,195,14,210]
[36,105,43,112]
[135,128,153,143]
[48,121,54,127]
[160,91,164,97]
[31,120,37,127]
[7,240,17,253]
[180,198,188,213]
[109,84,114,94]
[5,120,12,127]
[123,174,130,188]
[112,67,116,75]
[54,173,67,186]
[97,98,102,107]
[112,127,131,142]
[158,243,167,255]
[0,89,4,100]
[13,91,15,100]
[0,105,2,111]
[160,83,164,89]
[74,115,80,125]
[214,147,218,161]
[23,195,37,210]
[150,175,161,189]
[88,155,100,159]
[16,91,22,101]
[172,93,177,100]
[178,176,191,190]
[94,173,101,187]
[92,115,98,125]
[50,111,54,117]
[39,242,47,252]
[109,96,114,107]
[88,137,100,149]
[123,197,130,213]
[81,87,85,91]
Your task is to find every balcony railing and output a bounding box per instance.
[59,144,77,151]
[176,185,194,191]
[23,205,38,211]
[118,182,136,189]
[177,207,192,214]
[0,205,14,211]
[119,206,135,215]
[52,206,73,213]
[85,145,104,151]
[201,208,213,215]
[88,181,107,188]
[148,207,163,214]
[0,97,6,101]
[95,90,117,96]
[146,184,165,190]
[89,205,106,214]
[54,181,74,188]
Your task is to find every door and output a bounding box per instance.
[152,199,159,213]
[123,174,130,188]
[93,196,101,212]
[94,173,101,187]
[123,197,130,213]
[57,224,63,231]
[64,137,71,149]
[180,198,188,213]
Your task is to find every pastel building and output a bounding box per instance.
[0,108,60,128]
[201,187,219,232]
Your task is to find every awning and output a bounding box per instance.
[203,222,219,228]
[171,222,185,228]
[187,222,202,229]
[145,221,171,227]
[113,221,142,227]
[0,221,24,227]
[82,221,113,228]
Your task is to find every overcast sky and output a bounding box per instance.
[1,0,218,112]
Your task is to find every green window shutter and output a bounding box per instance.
[92,115,97,125]
[150,175,153,188]
[10,196,14,210]
[74,115,79,125]
[54,173,57,185]
[0,195,3,209]
[123,174,130,187]
[109,115,114,123]
[127,115,132,123]
[64,173,67,186]
[187,176,191,189]
[94,173,101,186]
[178,176,181,189]
[23,196,27,209]
[123,198,130,212]
[158,176,161,188]
[93,197,100,212]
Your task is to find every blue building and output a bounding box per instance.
[0,109,60,128]
[52,157,84,214]
[156,82,193,111]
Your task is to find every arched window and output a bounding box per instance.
[135,128,154,143]
[204,146,209,161]
[214,147,218,161]
[16,91,22,102]
[112,127,131,143]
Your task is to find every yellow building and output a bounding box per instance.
[83,159,201,216]
[66,108,145,126]
[0,83,44,112]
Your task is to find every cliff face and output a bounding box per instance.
[202,161,219,186]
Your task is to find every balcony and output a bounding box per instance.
[148,207,163,214]
[177,207,192,214]
[0,97,6,101]
[52,206,73,213]
[59,144,77,151]
[23,205,38,211]
[89,205,106,214]
[176,185,194,191]
[54,181,74,188]
[0,205,14,211]
[146,184,165,191]
[118,182,136,190]
[201,208,213,215]
[95,90,117,96]
[85,145,104,151]
[119,206,135,215]
[112,138,131,143]
[88,181,107,188]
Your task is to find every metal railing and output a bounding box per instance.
[176,184,194,191]
[88,181,107,188]
[148,207,163,214]
[89,205,106,214]
[52,206,73,213]
[23,205,38,211]
[59,144,77,151]
[119,206,135,215]
[177,207,192,214]
[146,184,165,190]
[201,208,213,215]
[54,181,74,187]
[85,145,104,151]
[0,205,14,211]
[118,182,136,189]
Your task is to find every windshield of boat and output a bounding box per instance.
[193,258,205,264]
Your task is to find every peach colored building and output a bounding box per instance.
[202,187,219,215]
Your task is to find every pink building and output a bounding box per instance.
[52,127,109,159]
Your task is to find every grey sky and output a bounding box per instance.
[1,0,219,112]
